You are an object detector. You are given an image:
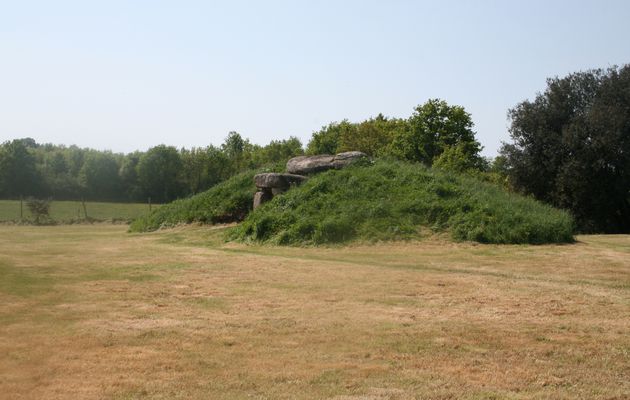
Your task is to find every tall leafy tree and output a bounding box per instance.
[252,136,304,165]
[501,65,630,233]
[79,152,122,200]
[339,114,405,157]
[306,120,354,155]
[388,99,483,166]
[137,145,184,203]
[0,139,42,197]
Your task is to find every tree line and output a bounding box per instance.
[0,133,304,203]
[0,99,490,205]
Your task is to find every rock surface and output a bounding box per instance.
[286,155,335,175]
[253,190,272,210]
[286,152,367,175]
[254,173,308,189]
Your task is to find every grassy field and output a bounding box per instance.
[0,200,157,222]
[0,225,628,399]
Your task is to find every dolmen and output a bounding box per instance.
[253,151,367,209]
[253,173,307,209]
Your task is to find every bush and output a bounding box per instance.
[26,197,53,224]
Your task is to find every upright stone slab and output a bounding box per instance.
[253,189,272,210]
[254,173,308,190]
[252,173,308,209]
[286,155,335,175]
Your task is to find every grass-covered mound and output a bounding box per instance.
[129,170,258,232]
[230,160,574,245]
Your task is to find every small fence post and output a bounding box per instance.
[82,198,88,219]
[20,195,23,220]
[148,197,152,212]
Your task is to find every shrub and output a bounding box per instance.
[26,197,52,224]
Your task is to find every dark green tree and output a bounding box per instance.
[79,152,122,200]
[0,139,42,197]
[501,65,630,233]
[119,152,142,200]
[137,145,184,203]
[181,145,236,194]
[252,136,304,165]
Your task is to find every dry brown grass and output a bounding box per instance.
[0,225,628,399]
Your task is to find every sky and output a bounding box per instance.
[1,0,629,157]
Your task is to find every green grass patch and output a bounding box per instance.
[231,160,574,245]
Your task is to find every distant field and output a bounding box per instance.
[0,200,159,222]
[0,225,628,399]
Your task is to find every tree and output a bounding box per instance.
[137,145,184,203]
[119,152,142,201]
[221,131,256,172]
[180,146,231,195]
[388,99,483,166]
[79,151,122,200]
[251,136,304,166]
[501,65,630,233]
[338,114,405,157]
[0,139,42,197]
[306,120,354,155]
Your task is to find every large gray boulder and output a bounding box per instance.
[254,173,308,189]
[286,151,367,175]
[286,155,335,175]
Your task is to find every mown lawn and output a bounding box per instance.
[0,225,628,399]
[0,200,157,222]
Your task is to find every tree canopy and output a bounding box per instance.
[501,65,630,233]
[306,99,485,170]
[0,135,305,203]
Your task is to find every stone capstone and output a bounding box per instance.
[253,151,367,210]
[254,173,308,189]
[286,154,335,175]
[252,173,308,209]
[286,151,367,175]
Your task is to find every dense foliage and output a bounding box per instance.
[231,160,574,245]
[501,66,630,233]
[0,134,304,203]
[307,99,486,170]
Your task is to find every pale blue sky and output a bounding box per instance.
[1,1,628,156]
